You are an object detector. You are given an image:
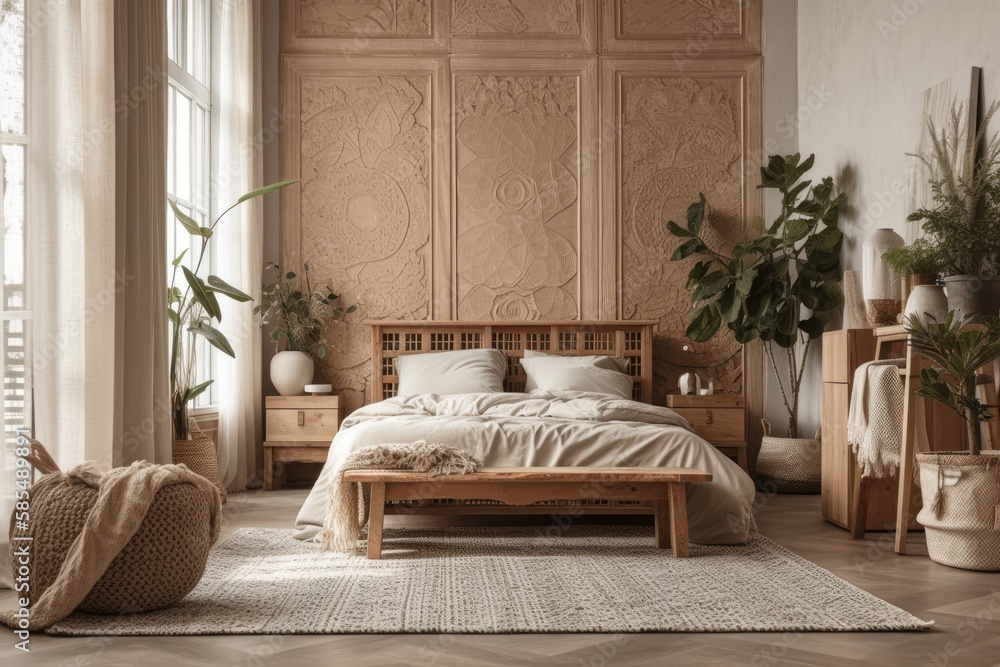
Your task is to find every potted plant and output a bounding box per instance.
[904,311,1000,571]
[168,180,298,440]
[908,100,1000,315]
[667,153,846,492]
[884,238,949,324]
[255,262,358,396]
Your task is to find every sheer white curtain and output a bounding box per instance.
[216,0,264,491]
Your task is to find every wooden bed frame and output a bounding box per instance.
[371,320,655,404]
[368,320,663,516]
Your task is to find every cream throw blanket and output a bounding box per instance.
[848,360,928,479]
[321,441,481,552]
[1,460,222,631]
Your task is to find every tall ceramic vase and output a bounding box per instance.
[270,351,314,396]
[862,228,905,326]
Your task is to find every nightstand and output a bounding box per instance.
[264,395,345,490]
[665,394,748,472]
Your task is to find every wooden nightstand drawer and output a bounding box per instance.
[670,407,746,443]
[265,395,345,442]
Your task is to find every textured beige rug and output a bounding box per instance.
[46,527,931,635]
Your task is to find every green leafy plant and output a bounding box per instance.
[168,180,298,439]
[882,237,946,277]
[904,311,1000,455]
[908,101,1000,276]
[667,154,846,437]
[255,262,358,360]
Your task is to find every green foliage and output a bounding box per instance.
[168,180,298,439]
[881,238,946,276]
[666,153,847,436]
[667,154,846,347]
[904,311,1000,455]
[254,262,358,361]
[907,101,1000,276]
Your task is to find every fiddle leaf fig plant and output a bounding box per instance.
[667,154,847,437]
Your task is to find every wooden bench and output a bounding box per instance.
[342,466,712,560]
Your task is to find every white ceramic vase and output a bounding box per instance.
[904,284,948,325]
[270,351,314,396]
[862,228,905,326]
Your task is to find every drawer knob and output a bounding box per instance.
[297,411,305,426]
[704,410,713,424]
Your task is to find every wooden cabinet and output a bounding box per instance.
[821,329,899,531]
[666,395,748,471]
[264,395,345,490]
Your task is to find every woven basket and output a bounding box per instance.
[173,418,227,504]
[756,419,822,494]
[916,451,1000,571]
[9,441,219,613]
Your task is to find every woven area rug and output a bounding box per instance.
[46,527,931,635]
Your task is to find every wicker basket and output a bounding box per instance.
[8,441,219,614]
[916,451,1000,571]
[173,419,227,504]
[756,419,822,494]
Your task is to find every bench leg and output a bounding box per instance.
[667,483,690,558]
[653,499,671,549]
[367,482,386,560]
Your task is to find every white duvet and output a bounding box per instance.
[293,391,756,545]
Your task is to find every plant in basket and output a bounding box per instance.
[667,153,847,492]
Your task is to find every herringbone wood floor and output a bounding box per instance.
[3,489,999,667]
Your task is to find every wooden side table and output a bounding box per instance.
[264,395,345,490]
[665,394,748,471]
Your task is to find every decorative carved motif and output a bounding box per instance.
[451,0,580,36]
[618,0,742,37]
[298,0,432,36]
[619,74,744,397]
[454,75,580,320]
[299,75,432,410]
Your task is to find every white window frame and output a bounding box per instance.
[1,0,33,442]
[167,0,218,411]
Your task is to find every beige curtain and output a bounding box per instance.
[216,0,264,491]
[29,0,118,471]
[29,0,169,470]
[112,0,171,466]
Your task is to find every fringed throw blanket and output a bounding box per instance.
[321,441,481,552]
[848,359,928,479]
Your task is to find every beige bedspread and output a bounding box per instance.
[293,391,756,545]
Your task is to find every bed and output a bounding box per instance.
[293,321,756,545]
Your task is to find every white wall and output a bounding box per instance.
[792,0,1000,436]
[762,0,803,436]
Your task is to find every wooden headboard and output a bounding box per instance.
[371,321,655,404]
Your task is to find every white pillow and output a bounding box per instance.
[519,356,634,400]
[396,348,507,396]
[521,349,629,391]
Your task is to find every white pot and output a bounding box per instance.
[862,228,905,326]
[270,351,314,396]
[903,284,948,324]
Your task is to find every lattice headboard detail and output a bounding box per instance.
[370,321,655,404]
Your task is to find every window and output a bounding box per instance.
[1,0,31,445]
[167,0,216,409]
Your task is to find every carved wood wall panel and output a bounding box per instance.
[450,0,596,53]
[279,3,764,420]
[601,0,762,54]
[450,57,599,321]
[281,56,449,411]
[282,0,449,53]
[601,57,762,406]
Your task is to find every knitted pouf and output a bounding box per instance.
[7,442,221,619]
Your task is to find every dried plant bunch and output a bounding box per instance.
[908,100,1000,276]
[255,262,358,360]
